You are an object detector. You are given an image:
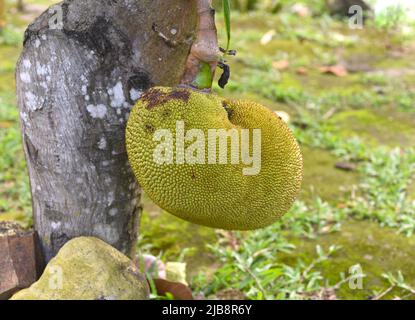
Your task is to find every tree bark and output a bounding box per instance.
[17,0,25,13]
[16,0,206,262]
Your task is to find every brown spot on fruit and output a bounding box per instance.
[168,89,190,103]
[222,101,234,120]
[141,88,163,110]
[144,124,155,134]
[141,88,190,110]
[161,109,172,118]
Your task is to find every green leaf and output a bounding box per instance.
[192,62,213,90]
[222,0,231,52]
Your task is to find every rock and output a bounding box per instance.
[0,221,43,300]
[11,237,149,300]
[296,67,308,75]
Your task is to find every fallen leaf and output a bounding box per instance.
[335,161,356,171]
[0,121,14,129]
[291,4,310,17]
[260,30,276,45]
[296,67,308,75]
[152,278,194,300]
[272,59,289,71]
[319,65,348,77]
[320,225,333,233]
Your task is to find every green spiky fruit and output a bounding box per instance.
[126,87,302,230]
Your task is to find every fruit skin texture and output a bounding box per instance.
[126,87,303,230]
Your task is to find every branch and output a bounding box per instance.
[180,0,219,88]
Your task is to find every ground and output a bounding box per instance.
[1,0,415,300]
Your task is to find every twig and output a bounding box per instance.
[233,253,267,299]
[300,258,321,281]
[244,266,268,300]
[180,0,219,87]
[372,285,395,300]
[322,107,337,120]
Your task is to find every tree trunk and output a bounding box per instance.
[16,0,207,263]
[17,0,24,13]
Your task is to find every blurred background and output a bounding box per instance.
[1,0,415,300]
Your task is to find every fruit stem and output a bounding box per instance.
[180,0,219,91]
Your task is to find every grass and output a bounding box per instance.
[187,8,415,300]
[0,1,31,227]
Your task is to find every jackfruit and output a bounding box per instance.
[126,87,302,230]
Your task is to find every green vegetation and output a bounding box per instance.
[0,1,31,227]
[189,3,415,299]
[1,0,415,300]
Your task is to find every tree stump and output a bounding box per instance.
[16,0,199,262]
[0,221,44,300]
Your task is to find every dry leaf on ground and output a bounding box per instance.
[272,60,290,71]
[319,65,348,77]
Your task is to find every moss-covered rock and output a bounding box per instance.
[11,237,149,300]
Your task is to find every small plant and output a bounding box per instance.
[374,4,409,32]
[371,272,415,300]
[0,26,22,46]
